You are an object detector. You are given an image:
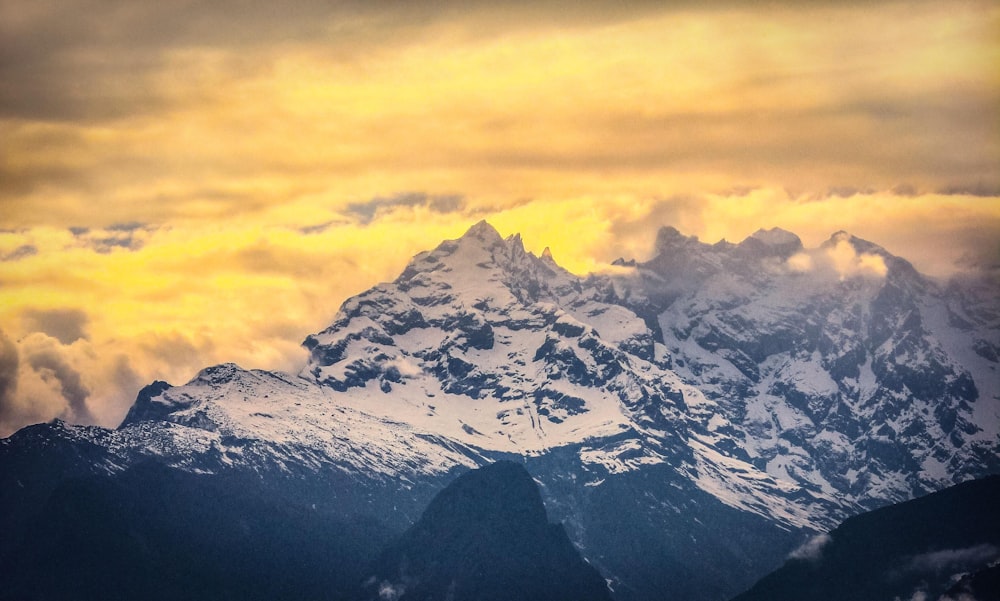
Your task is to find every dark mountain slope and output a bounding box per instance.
[1,460,395,601]
[360,461,612,601]
[731,475,1000,601]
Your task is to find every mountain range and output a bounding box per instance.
[2,220,998,600]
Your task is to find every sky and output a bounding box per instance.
[1,0,998,436]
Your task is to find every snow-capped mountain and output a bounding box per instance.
[2,221,997,601]
[621,226,998,510]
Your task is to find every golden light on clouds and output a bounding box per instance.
[1,0,998,435]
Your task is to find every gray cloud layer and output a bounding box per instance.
[346,192,465,225]
[25,347,93,424]
[0,331,18,422]
[21,308,90,344]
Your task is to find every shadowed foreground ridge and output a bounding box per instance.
[360,461,612,601]
[732,475,1000,601]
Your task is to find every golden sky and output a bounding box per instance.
[1,0,999,435]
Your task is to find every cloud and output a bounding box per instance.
[1,245,37,261]
[23,340,94,425]
[0,329,164,435]
[106,221,146,232]
[938,183,1000,198]
[904,544,1000,573]
[788,533,832,562]
[606,196,708,262]
[299,220,349,235]
[0,1,682,124]
[378,581,405,601]
[2,1,998,234]
[825,235,888,280]
[345,193,465,225]
[21,308,89,344]
[68,222,155,253]
[0,330,19,423]
[786,253,813,273]
[891,183,919,197]
[0,331,75,436]
[775,234,889,279]
[887,545,1000,601]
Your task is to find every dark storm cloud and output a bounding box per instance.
[345,192,465,225]
[25,347,94,424]
[0,330,19,421]
[21,308,90,344]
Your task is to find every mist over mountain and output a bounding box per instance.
[2,221,997,601]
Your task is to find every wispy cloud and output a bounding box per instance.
[1,245,37,262]
[904,544,1000,573]
[788,533,832,562]
[345,193,465,225]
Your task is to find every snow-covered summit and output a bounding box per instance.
[738,228,803,259]
[747,227,801,248]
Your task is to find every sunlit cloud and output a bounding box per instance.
[825,234,889,280]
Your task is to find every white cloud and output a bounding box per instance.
[788,533,832,561]
[905,544,1000,573]
[786,252,813,273]
[827,237,888,280]
[378,581,405,601]
[388,357,424,379]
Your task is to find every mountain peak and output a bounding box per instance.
[460,220,504,246]
[361,461,613,601]
[736,227,803,259]
[653,225,703,254]
[823,230,890,257]
[421,461,547,526]
[748,227,801,248]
